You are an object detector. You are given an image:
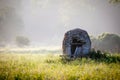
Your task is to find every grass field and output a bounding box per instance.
[0,51,120,80]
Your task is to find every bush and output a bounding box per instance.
[89,49,120,63]
[60,49,120,64]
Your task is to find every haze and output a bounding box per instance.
[0,0,120,47]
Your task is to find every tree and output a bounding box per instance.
[0,38,6,47]
[15,36,30,47]
[91,33,120,53]
[110,0,120,3]
[0,0,24,43]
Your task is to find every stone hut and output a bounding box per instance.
[62,28,91,58]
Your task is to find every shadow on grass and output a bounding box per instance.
[60,50,120,64]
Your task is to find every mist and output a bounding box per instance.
[0,0,120,47]
[0,0,24,43]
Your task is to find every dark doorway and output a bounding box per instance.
[71,37,86,56]
[71,38,78,55]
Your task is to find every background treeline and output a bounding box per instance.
[0,33,120,54]
[90,33,120,53]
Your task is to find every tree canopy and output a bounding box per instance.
[110,0,120,3]
[91,33,120,53]
[15,36,30,47]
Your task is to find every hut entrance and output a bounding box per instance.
[71,37,86,56]
[71,38,78,55]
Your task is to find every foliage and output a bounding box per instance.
[110,0,120,3]
[60,49,120,64]
[15,36,30,47]
[89,49,120,63]
[0,5,24,42]
[0,38,6,47]
[91,33,120,53]
[0,52,120,80]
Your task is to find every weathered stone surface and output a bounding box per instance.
[62,28,91,57]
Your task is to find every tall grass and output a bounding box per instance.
[0,52,120,80]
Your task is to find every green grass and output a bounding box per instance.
[0,52,120,80]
